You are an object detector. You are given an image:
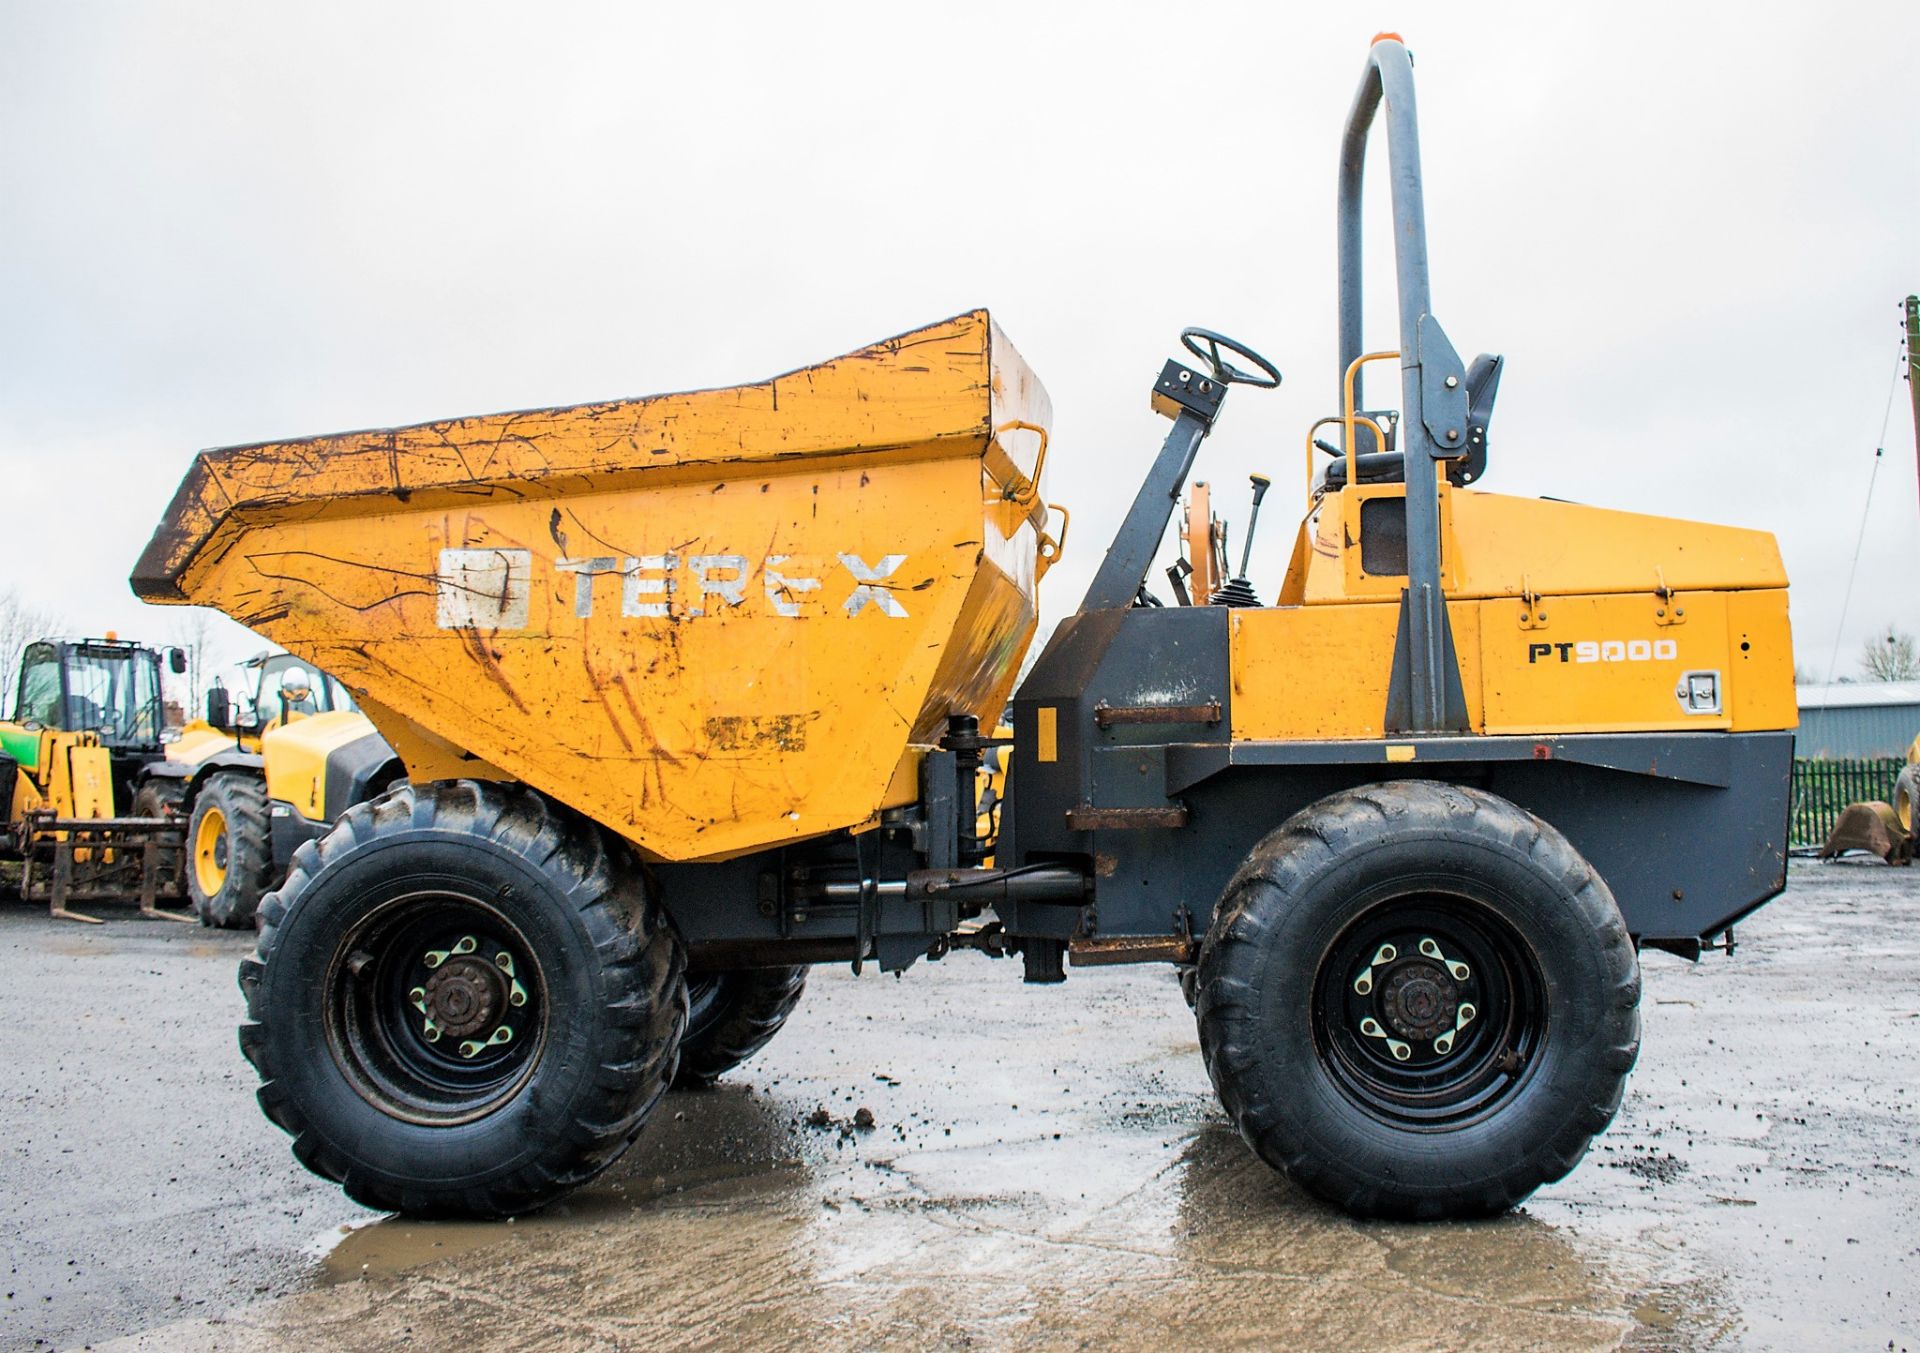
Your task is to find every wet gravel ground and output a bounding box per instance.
[3,860,1916,1351]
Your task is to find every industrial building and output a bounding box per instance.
[1795,682,1920,758]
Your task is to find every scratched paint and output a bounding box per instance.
[130,312,1062,866]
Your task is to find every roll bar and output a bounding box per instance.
[1337,36,1469,734]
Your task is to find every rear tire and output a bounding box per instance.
[1195,780,1640,1220]
[187,773,272,929]
[238,780,686,1218]
[134,780,190,903]
[131,779,185,820]
[674,967,807,1088]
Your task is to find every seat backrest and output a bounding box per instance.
[1449,353,1503,487]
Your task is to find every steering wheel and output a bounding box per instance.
[1181,327,1283,389]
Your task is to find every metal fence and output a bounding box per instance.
[1789,758,1904,848]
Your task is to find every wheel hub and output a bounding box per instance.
[1381,961,1457,1041]
[424,957,505,1038]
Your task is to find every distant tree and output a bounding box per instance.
[1859,628,1920,682]
[0,589,61,717]
[1793,664,1819,686]
[169,608,218,706]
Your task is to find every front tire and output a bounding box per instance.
[187,773,272,929]
[1195,780,1640,1220]
[237,780,686,1218]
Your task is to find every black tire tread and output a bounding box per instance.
[674,966,808,1089]
[130,779,186,820]
[237,779,685,1218]
[189,772,273,929]
[1195,779,1640,1221]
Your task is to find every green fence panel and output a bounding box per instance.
[1790,757,1903,848]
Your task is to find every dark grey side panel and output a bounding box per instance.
[1012,732,1791,946]
[268,805,331,879]
[1008,605,1231,868]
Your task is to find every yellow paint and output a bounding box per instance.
[1385,745,1416,762]
[359,695,514,786]
[135,311,1055,864]
[1233,604,1485,740]
[1238,487,1795,741]
[1036,707,1058,763]
[168,722,247,765]
[1722,590,1798,732]
[1479,593,1719,734]
[263,710,385,822]
[1233,606,1397,740]
[69,744,112,815]
[5,729,115,826]
[1283,483,1788,609]
[194,803,229,894]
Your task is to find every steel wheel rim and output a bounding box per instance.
[1311,890,1546,1130]
[194,805,229,895]
[324,890,547,1126]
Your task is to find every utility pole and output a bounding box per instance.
[1907,295,1919,515]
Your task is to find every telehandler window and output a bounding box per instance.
[15,645,60,725]
[66,646,159,746]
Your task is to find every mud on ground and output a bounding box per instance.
[2,861,1915,1351]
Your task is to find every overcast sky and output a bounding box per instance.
[2,3,1915,690]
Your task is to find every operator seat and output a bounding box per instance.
[1322,352,1503,492]
[263,669,318,733]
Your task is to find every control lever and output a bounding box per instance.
[1209,474,1272,608]
[1238,474,1272,577]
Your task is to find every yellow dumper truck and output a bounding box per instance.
[131,39,1794,1220]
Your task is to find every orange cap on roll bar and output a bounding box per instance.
[1371,31,1404,45]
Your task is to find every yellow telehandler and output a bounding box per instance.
[132,38,1795,1221]
[142,651,403,927]
[0,636,191,921]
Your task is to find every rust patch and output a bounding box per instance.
[1093,700,1222,728]
[1068,935,1196,966]
[1065,805,1190,831]
[704,714,814,753]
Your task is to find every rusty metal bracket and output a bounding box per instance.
[1065,805,1190,831]
[1068,935,1197,966]
[1093,701,1221,729]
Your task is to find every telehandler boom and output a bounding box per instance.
[131,37,1795,1221]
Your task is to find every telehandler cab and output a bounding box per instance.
[131,37,1794,1220]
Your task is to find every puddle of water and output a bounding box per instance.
[321,1219,514,1283]
[308,1080,817,1283]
